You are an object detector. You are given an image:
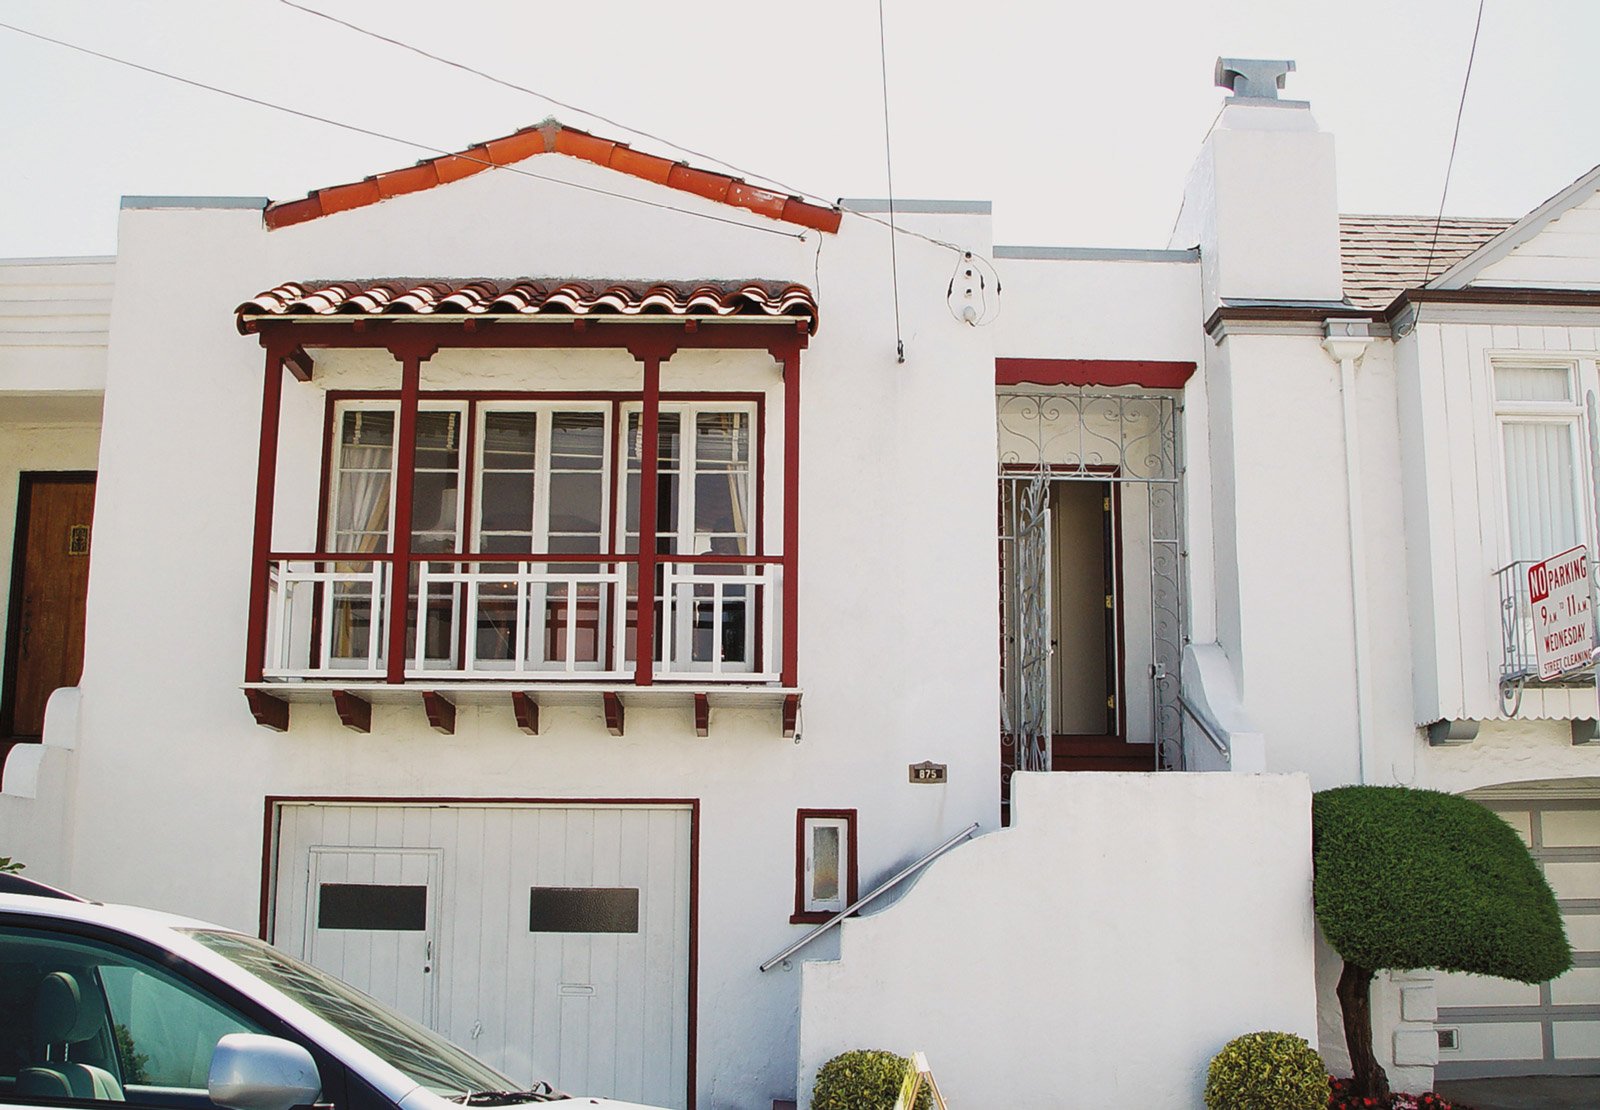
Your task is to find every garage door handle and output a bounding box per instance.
[559,984,595,996]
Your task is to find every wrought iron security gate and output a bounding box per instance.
[998,388,1186,775]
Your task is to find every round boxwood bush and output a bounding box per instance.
[812,1050,929,1110]
[1203,1032,1329,1110]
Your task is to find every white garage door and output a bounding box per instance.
[1435,799,1600,1079]
[272,802,693,1108]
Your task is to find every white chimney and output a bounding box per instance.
[1170,58,1344,308]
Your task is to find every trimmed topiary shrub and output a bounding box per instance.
[1203,1031,1329,1110]
[1314,786,1571,1103]
[812,1050,930,1110]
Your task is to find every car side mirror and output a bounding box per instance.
[208,1033,322,1110]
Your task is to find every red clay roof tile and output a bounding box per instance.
[236,278,819,333]
[262,121,840,234]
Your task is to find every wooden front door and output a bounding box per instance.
[2,473,95,738]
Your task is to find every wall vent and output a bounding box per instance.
[1437,1028,1460,1052]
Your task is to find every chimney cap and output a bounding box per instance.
[1215,58,1297,99]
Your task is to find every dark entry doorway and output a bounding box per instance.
[2,473,96,744]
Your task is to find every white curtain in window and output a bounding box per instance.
[1502,420,1581,563]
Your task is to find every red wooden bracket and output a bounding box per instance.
[332,690,372,733]
[512,691,540,735]
[693,693,710,738]
[422,691,456,735]
[283,346,314,382]
[603,692,625,736]
[782,693,801,739]
[245,690,289,732]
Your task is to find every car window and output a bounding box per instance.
[0,925,270,1108]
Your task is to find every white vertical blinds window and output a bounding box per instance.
[1502,421,1580,562]
[1495,363,1587,564]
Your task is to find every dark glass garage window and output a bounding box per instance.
[528,887,639,933]
[318,883,427,931]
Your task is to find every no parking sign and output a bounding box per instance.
[1528,545,1596,680]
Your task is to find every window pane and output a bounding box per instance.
[411,472,459,535]
[0,926,270,1105]
[482,411,537,469]
[549,472,603,536]
[551,412,605,469]
[1503,420,1581,562]
[695,473,748,540]
[811,825,840,903]
[335,410,394,545]
[1496,365,1572,403]
[696,411,748,468]
[480,472,535,533]
[413,411,460,470]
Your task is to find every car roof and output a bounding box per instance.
[0,889,222,932]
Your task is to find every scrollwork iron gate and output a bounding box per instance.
[998,388,1186,777]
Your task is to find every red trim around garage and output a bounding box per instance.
[996,358,1196,389]
[261,794,701,1110]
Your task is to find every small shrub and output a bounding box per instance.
[812,1050,929,1110]
[0,856,22,874]
[1203,1032,1329,1110]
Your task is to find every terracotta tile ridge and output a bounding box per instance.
[263,121,840,234]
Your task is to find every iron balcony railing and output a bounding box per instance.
[261,551,782,683]
[1495,558,1598,689]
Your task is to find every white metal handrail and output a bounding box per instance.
[1176,692,1230,760]
[759,823,980,972]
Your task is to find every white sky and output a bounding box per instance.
[2,0,1598,259]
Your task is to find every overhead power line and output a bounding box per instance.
[0,19,806,240]
[876,0,905,362]
[272,0,975,260]
[1424,0,1487,281]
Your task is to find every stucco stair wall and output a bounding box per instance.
[798,770,1318,1110]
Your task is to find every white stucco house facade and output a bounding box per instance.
[0,57,1596,1109]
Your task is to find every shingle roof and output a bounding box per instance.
[263,121,842,235]
[235,278,819,333]
[1339,214,1513,310]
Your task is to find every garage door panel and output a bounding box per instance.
[1436,971,1542,1008]
[1545,861,1600,900]
[1497,810,1535,846]
[1549,966,1600,1005]
[1540,809,1600,847]
[1455,1021,1546,1061]
[1552,1020,1600,1059]
[1564,913,1600,950]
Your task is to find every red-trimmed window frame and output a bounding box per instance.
[791,809,858,925]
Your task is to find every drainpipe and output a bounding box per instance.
[1323,319,1377,784]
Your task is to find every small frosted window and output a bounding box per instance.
[1495,365,1572,403]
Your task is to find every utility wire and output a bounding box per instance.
[1424,0,1487,281]
[0,19,805,241]
[877,0,905,362]
[273,0,976,262]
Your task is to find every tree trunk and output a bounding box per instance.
[1337,960,1391,1103]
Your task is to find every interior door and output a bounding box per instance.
[3,473,95,739]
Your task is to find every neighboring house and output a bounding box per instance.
[0,58,1596,1108]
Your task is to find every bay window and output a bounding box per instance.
[306,396,766,679]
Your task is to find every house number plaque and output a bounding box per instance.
[66,524,90,556]
[908,761,948,784]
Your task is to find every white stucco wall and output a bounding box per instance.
[7,163,1008,1109]
[798,771,1317,1110]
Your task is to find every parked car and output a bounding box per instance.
[0,892,668,1110]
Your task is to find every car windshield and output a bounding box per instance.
[182,929,515,1099]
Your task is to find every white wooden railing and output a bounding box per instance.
[261,556,781,682]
